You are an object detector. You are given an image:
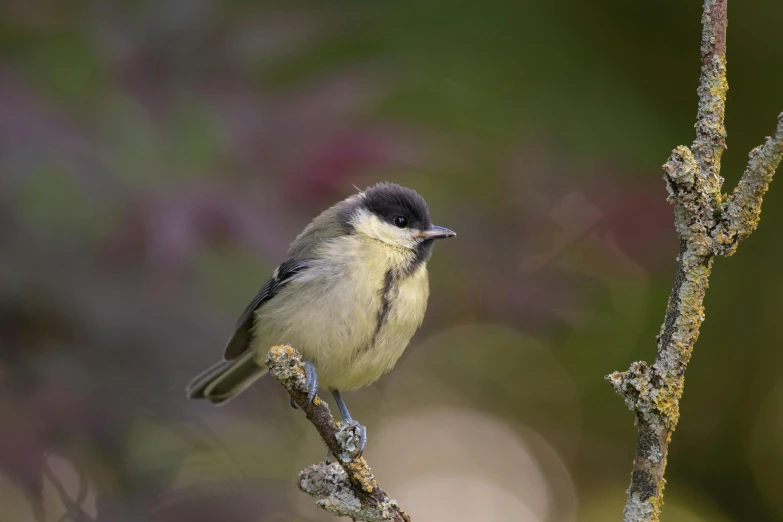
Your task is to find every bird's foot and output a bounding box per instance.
[290,397,298,409]
[330,389,367,456]
[356,421,367,456]
[303,360,319,404]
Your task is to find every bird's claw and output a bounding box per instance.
[303,361,318,404]
[330,389,367,455]
[357,423,367,456]
[290,397,298,409]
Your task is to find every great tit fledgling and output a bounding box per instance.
[186,183,455,451]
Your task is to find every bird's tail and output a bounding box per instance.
[186,350,268,405]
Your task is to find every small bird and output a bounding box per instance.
[186,182,455,452]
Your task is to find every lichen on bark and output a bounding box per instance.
[265,345,410,522]
[607,1,783,521]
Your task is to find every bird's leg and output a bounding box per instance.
[331,389,353,421]
[331,390,367,456]
[303,361,319,404]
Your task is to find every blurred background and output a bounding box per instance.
[1,1,782,521]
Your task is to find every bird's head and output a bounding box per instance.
[346,183,456,255]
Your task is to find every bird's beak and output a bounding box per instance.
[413,225,457,240]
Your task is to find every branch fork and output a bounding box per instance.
[264,345,411,522]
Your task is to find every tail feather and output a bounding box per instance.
[186,351,267,405]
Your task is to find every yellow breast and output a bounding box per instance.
[250,235,430,391]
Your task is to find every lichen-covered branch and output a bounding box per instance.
[607,1,783,521]
[692,0,728,179]
[713,115,783,255]
[264,345,411,522]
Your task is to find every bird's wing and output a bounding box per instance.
[223,259,310,360]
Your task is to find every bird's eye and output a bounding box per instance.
[394,216,408,228]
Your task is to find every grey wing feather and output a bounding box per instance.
[287,195,357,259]
[223,259,310,359]
[223,194,358,358]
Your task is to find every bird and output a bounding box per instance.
[186,182,456,453]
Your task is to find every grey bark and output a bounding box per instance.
[264,345,411,522]
[607,1,783,521]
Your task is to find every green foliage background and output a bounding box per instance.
[1,1,782,521]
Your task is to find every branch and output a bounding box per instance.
[607,1,783,521]
[713,115,783,255]
[692,0,728,179]
[263,345,411,522]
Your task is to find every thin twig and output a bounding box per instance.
[264,345,411,522]
[41,458,95,522]
[607,1,783,521]
[713,115,783,255]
